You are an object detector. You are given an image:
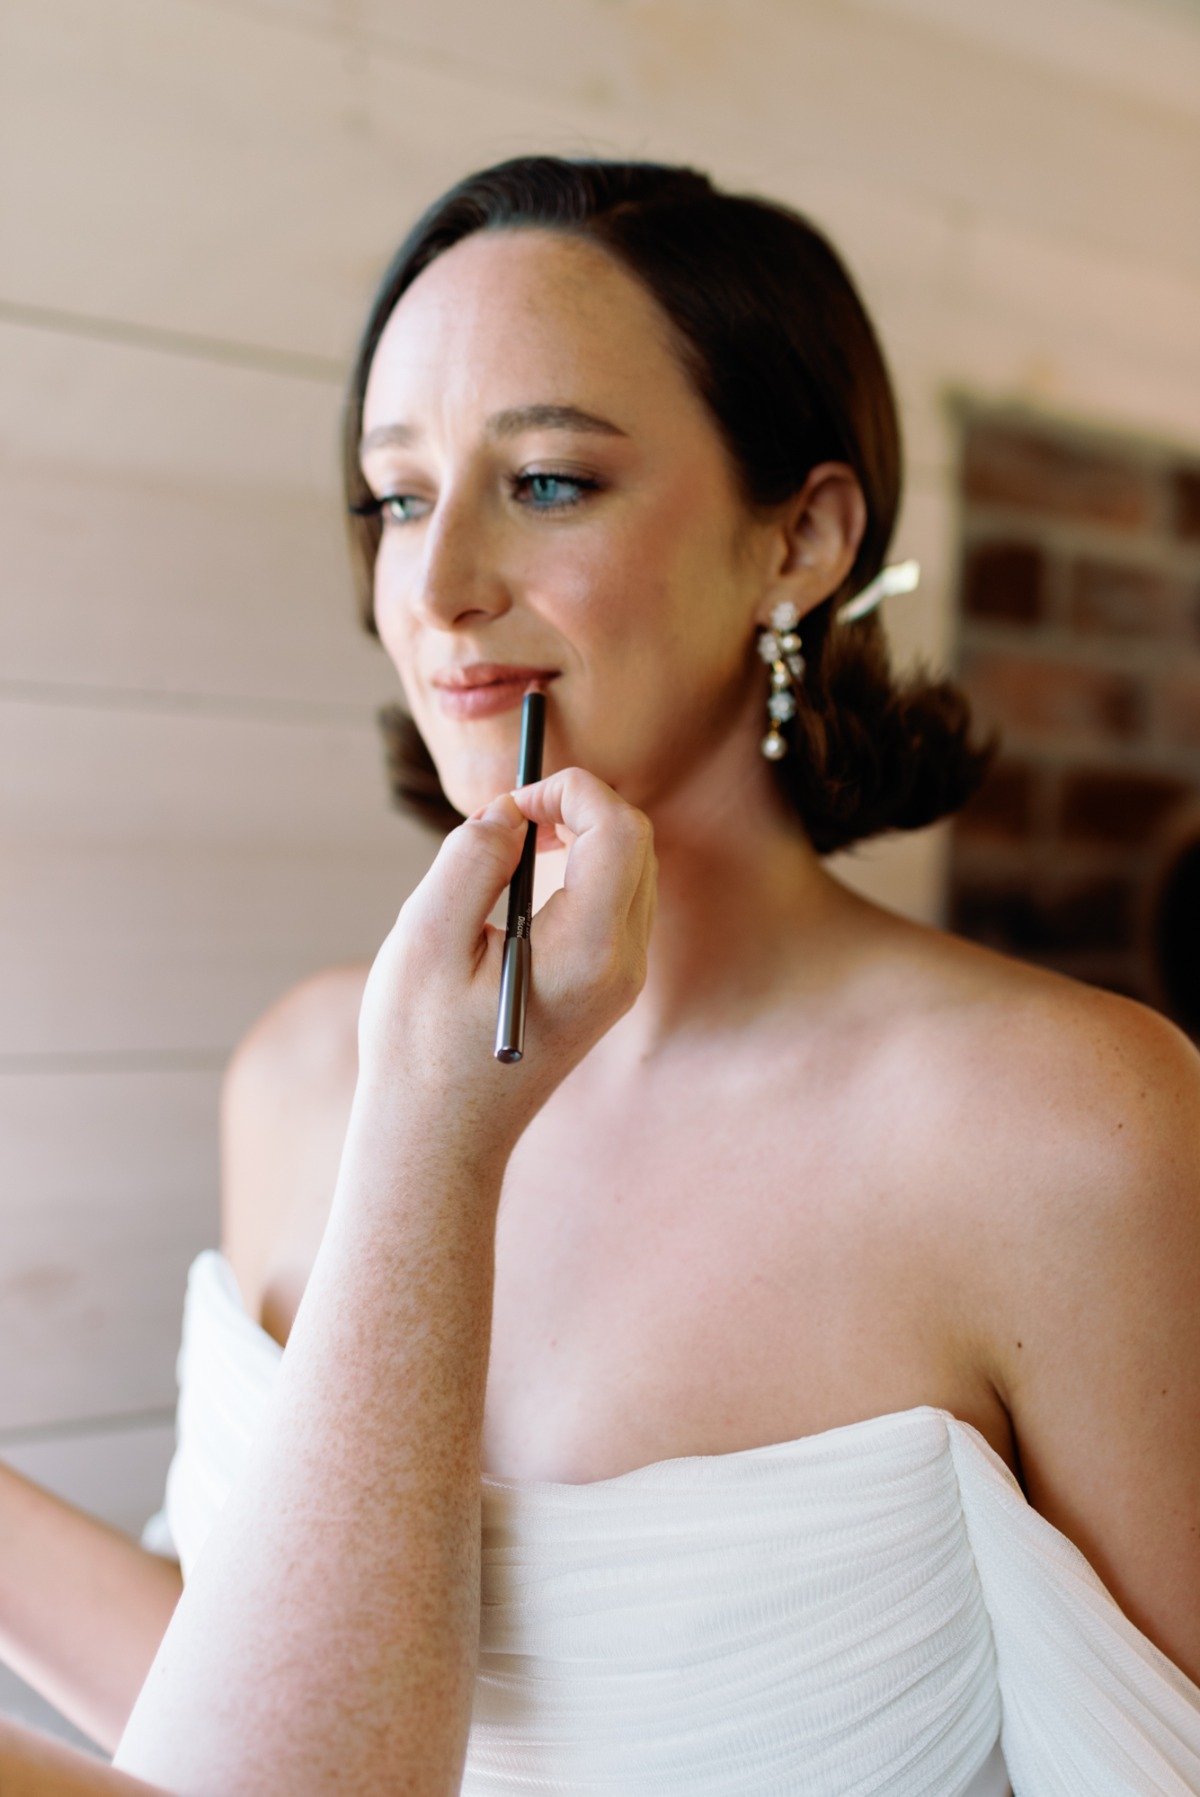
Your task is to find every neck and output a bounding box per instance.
[532,720,862,1072]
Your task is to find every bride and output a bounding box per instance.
[5,153,1200,1793]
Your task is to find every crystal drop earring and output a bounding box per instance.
[756,599,806,760]
[752,561,923,761]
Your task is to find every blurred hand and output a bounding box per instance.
[354,766,657,1162]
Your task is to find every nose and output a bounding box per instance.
[403,486,511,631]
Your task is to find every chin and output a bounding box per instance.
[431,723,561,818]
[435,757,525,818]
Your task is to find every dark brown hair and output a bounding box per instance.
[341,154,997,855]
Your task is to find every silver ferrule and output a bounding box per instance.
[494,934,530,1063]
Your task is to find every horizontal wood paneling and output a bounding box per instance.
[929,219,1200,460]
[0,324,399,710]
[0,0,580,361]
[0,1070,219,1430]
[0,841,410,1060]
[0,316,338,487]
[853,0,1200,117]
[7,0,1196,374]
[0,694,413,849]
[176,0,1200,280]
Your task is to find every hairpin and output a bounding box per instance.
[836,557,920,623]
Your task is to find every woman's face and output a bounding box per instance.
[360,226,773,822]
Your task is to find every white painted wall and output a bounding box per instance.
[2,0,1198,1741]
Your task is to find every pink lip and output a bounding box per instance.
[430,664,559,720]
[431,663,559,690]
[433,676,552,720]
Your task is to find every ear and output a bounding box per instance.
[755,462,868,629]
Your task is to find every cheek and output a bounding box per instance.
[372,548,413,647]
[372,580,423,714]
[548,508,687,641]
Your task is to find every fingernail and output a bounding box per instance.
[480,795,520,825]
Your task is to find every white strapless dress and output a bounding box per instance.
[141,1250,1200,1795]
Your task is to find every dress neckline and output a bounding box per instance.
[197,1246,987,1497]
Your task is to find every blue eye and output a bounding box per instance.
[349,471,600,527]
[382,494,427,525]
[511,472,599,510]
[347,493,427,525]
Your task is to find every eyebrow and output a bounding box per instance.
[358,403,629,464]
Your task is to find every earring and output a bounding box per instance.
[756,600,806,760]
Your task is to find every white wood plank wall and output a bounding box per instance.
[1,0,1198,1743]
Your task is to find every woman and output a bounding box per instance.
[8,153,1200,1792]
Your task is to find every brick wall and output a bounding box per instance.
[946,408,1200,1036]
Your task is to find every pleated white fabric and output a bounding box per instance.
[142,1249,1200,1795]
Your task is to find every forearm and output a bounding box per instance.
[113,1081,505,1796]
[0,1716,166,1796]
[0,1463,182,1753]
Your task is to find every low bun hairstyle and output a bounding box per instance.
[341,154,998,856]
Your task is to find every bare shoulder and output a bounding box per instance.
[870,910,1197,1164]
[219,962,371,1316]
[223,961,369,1089]
[901,922,1198,1197]
[881,917,1200,1677]
[881,917,1200,1303]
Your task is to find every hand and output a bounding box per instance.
[354,766,657,1160]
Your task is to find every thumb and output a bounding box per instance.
[468,791,525,829]
[409,793,530,958]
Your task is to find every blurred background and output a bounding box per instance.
[2,0,1199,1747]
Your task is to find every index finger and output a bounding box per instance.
[509,766,652,937]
